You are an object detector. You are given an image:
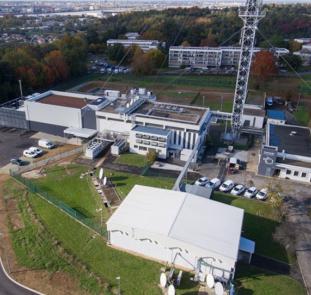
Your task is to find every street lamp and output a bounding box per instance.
[116,276,121,295]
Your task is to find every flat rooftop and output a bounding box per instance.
[107,185,244,261]
[277,158,311,169]
[39,94,88,109]
[135,102,206,124]
[269,124,311,157]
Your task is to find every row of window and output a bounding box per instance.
[286,169,308,178]
[134,145,162,154]
[135,140,166,148]
[135,133,166,142]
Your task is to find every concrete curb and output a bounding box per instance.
[0,257,45,295]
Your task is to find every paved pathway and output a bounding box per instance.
[0,259,40,295]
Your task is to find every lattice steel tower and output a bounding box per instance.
[231,0,265,140]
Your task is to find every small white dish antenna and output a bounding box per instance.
[206,274,215,289]
[99,168,104,180]
[103,176,107,186]
[167,284,175,295]
[215,282,224,295]
[160,272,167,288]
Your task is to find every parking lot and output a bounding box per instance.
[0,127,36,167]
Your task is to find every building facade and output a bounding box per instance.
[169,46,289,68]
[107,39,161,52]
[258,122,311,183]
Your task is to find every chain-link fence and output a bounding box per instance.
[11,173,107,238]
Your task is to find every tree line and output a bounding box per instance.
[0,34,88,103]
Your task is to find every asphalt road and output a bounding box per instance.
[0,260,40,295]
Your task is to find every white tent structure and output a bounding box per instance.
[107,185,244,282]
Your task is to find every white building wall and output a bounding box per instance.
[278,164,311,183]
[25,101,82,128]
[108,225,235,280]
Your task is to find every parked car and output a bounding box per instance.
[244,186,258,198]
[10,158,25,166]
[29,146,43,156]
[219,180,235,192]
[206,178,221,190]
[23,149,38,158]
[256,188,268,200]
[38,139,55,149]
[231,184,246,196]
[195,177,209,186]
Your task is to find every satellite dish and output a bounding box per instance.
[206,274,215,289]
[99,168,104,180]
[215,282,224,295]
[103,176,107,186]
[167,284,175,295]
[160,273,167,288]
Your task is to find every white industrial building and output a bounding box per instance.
[24,90,104,137]
[258,122,311,183]
[107,39,162,52]
[107,185,246,283]
[169,46,289,68]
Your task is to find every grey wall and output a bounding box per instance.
[28,121,65,136]
[258,145,278,176]
[82,107,97,130]
[0,108,28,129]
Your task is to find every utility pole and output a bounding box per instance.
[18,79,24,99]
[231,0,265,140]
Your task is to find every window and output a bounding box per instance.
[139,146,147,151]
[142,135,150,139]
[286,170,291,175]
[294,171,299,176]
[158,137,166,142]
[143,140,150,145]
[136,133,142,138]
[302,172,307,178]
[150,136,158,141]
[136,139,142,144]
[134,145,138,148]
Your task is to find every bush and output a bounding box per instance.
[145,150,157,165]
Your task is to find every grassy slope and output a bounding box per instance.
[235,264,306,295]
[3,180,100,294]
[29,193,198,295]
[114,153,147,168]
[212,192,289,263]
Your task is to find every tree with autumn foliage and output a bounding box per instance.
[251,50,278,82]
[44,50,69,83]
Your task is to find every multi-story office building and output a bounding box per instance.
[169,46,289,68]
[107,39,161,52]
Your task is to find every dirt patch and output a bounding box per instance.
[22,169,46,179]
[13,270,88,295]
[33,144,78,163]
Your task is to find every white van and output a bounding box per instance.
[38,139,55,149]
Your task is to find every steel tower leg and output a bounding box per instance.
[231,0,265,140]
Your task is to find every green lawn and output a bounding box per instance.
[293,104,310,126]
[33,164,101,219]
[114,153,147,168]
[212,192,290,263]
[106,169,175,198]
[235,264,306,295]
